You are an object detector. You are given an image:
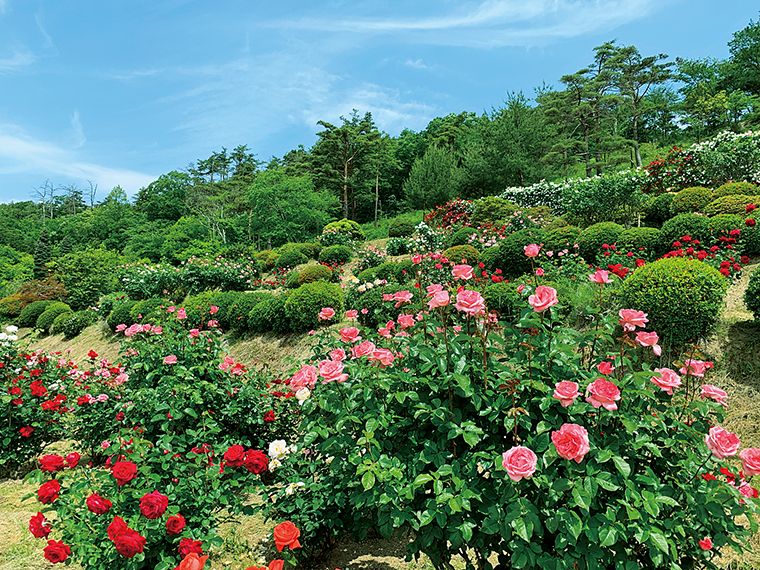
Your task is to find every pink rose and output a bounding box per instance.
[345,310,358,320]
[425,284,443,297]
[209,305,219,315]
[597,360,615,375]
[553,381,581,407]
[377,327,393,338]
[176,308,187,320]
[318,360,348,384]
[650,368,681,395]
[699,537,712,551]
[502,446,537,482]
[700,384,728,407]
[412,254,423,264]
[393,291,413,307]
[551,424,590,463]
[452,264,474,280]
[618,309,648,331]
[588,269,611,284]
[368,348,395,369]
[397,314,415,329]
[318,307,335,321]
[351,340,376,359]
[454,290,486,316]
[524,244,540,258]
[535,268,544,277]
[528,286,558,313]
[705,426,740,459]
[740,448,760,477]
[517,285,525,294]
[427,291,450,309]
[189,329,200,338]
[681,359,713,378]
[339,327,361,343]
[288,365,318,390]
[586,378,621,411]
[329,348,346,362]
[163,355,177,365]
[635,331,661,356]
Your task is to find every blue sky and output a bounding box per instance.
[0,0,757,204]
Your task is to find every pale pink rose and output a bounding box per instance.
[586,378,621,411]
[319,360,348,384]
[209,305,219,315]
[551,424,590,463]
[412,254,423,264]
[360,308,368,314]
[553,381,581,407]
[114,373,129,386]
[740,448,760,477]
[329,348,346,362]
[738,481,757,503]
[650,368,681,395]
[382,294,395,302]
[502,446,538,482]
[318,307,335,321]
[189,329,201,338]
[426,284,444,297]
[289,365,318,390]
[700,384,728,407]
[528,286,558,313]
[681,359,713,378]
[705,426,740,459]
[588,269,611,284]
[524,244,540,258]
[101,440,111,450]
[597,360,615,375]
[427,291,450,309]
[97,394,109,402]
[176,308,187,320]
[218,356,235,371]
[398,314,415,329]
[393,291,413,307]
[339,327,362,343]
[368,349,395,369]
[115,324,127,332]
[345,310,358,320]
[452,264,474,280]
[377,327,393,338]
[167,306,176,313]
[618,309,648,331]
[454,290,486,316]
[636,331,662,356]
[535,268,545,277]
[124,324,142,337]
[351,340,376,359]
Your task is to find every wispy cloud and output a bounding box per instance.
[104,68,164,81]
[35,12,55,50]
[70,110,86,149]
[405,59,429,69]
[0,50,36,73]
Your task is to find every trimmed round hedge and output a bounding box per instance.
[483,281,520,323]
[51,310,97,339]
[445,227,479,249]
[285,271,301,289]
[659,214,711,251]
[442,245,480,265]
[544,226,581,253]
[704,195,760,217]
[481,228,548,279]
[275,248,308,270]
[322,219,364,241]
[712,182,758,199]
[298,265,334,285]
[578,222,625,263]
[386,237,411,256]
[248,296,291,334]
[617,227,661,254]
[107,300,137,332]
[17,300,58,328]
[226,292,276,332]
[707,214,745,241]
[388,217,417,238]
[319,245,352,265]
[36,303,72,333]
[470,196,518,227]
[284,282,344,332]
[645,192,677,226]
[745,266,760,321]
[129,298,166,323]
[670,186,713,215]
[622,257,728,345]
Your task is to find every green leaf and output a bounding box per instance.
[598,526,617,547]
[596,449,613,463]
[572,486,591,511]
[413,474,433,486]
[362,471,375,491]
[512,516,533,542]
[649,531,669,554]
[612,456,631,478]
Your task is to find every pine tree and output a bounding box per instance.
[33,229,51,281]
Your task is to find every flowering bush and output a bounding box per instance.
[423,199,474,230]
[386,237,411,256]
[354,245,387,274]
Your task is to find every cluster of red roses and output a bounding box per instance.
[222,444,269,473]
[423,198,473,229]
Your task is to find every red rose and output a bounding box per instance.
[116,412,125,421]
[139,490,169,519]
[112,460,138,486]
[20,426,34,437]
[107,516,129,541]
[243,450,269,474]
[39,454,65,472]
[86,493,113,515]
[43,540,71,564]
[65,452,80,469]
[166,514,186,535]
[175,553,210,570]
[268,561,284,570]
[113,528,147,558]
[29,512,52,538]
[273,521,301,552]
[178,538,204,558]
[747,219,757,227]
[37,480,61,504]
[88,350,98,359]
[263,410,276,423]
[224,444,245,467]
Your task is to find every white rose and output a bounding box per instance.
[269,440,288,459]
[295,388,311,405]
[270,458,282,470]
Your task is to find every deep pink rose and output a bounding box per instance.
[740,448,760,477]
[524,244,540,258]
[705,426,740,459]
[502,446,537,482]
[553,381,581,407]
[454,290,486,316]
[650,368,681,395]
[528,286,558,313]
[597,360,615,375]
[635,332,661,356]
[393,290,413,307]
[619,309,648,331]
[588,269,611,284]
[329,348,346,362]
[586,378,621,411]
[288,365,318,390]
[339,327,361,343]
[164,355,177,365]
[700,384,728,407]
[318,360,348,384]
[345,310,358,319]
[551,424,590,463]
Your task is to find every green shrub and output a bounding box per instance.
[481,229,548,278]
[248,296,291,333]
[707,214,745,241]
[319,245,352,265]
[704,194,760,216]
[285,270,301,289]
[470,196,518,227]
[51,310,97,339]
[226,292,276,332]
[0,294,25,318]
[388,217,417,238]
[386,237,411,256]
[483,281,520,322]
[17,300,57,328]
[349,283,406,329]
[264,252,279,271]
[659,214,711,251]
[198,290,242,331]
[256,250,274,263]
[129,298,166,323]
[622,257,728,345]
[395,260,416,283]
[441,245,480,265]
[712,181,758,199]
[356,267,379,283]
[670,186,713,214]
[745,212,760,256]
[445,227,479,249]
[275,248,308,270]
[746,266,760,320]
[36,303,72,333]
[320,219,364,246]
[645,192,677,225]
[299,242,322,260]
[577,222,625,262]
[98,291,129,317]
[544,226,581,253]
[542,216,570,232]
[284,282,344,331]
[298,265,334,285]
[617,227,661,253]
[107,300,137,331]
[374,262,399,283]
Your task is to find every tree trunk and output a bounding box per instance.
[632,114,642,168]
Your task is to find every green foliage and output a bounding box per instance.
[17,300,58,328]
[388,216,417,238]
[578,222,625,262]
[712,181,758,199]
[559,170,648,226]
[544,226,581,253]
[470,196,518,227]
[318,245,352,265]
[284,282,344,331]
[97,291,130,317]
[248,296,291,334]
[659,214,711,250]
[704,194,760,216]
[617,227,662,253]
[356,267,379,283]
[129,298,166,323]
[442,245,480,265]
[670,186,714,214]
[745,212,760,256]
[33,229,51,281]
[0,244,33,293]
[395,259,416,283]
[706,214,745,240]
[35,303,72,333]
[483,281,520,322]
[50,310,97,339]
[53,248,127,311]
[285,270,301,289]
[386,237,411,256]
[322,218,365,241]
[0,294,25,318]
[226,292,276,332]
[644,192,677,225]
[745,266,760,320]
[403,145,460,212]
[298,265,334,285]
[275,248,308,270]
[374,262,400,283]
[107,300,138,332]
[481,229,548,278]
[445,227,479,249]
[622,257,728,344]
[348,282,407,328]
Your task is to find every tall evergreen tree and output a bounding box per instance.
[33,228,51,281]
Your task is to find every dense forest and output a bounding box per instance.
[1,17,759,276]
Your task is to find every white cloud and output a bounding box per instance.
[70,110,86,149]
[0,50,36,73]
[405,59,429,69]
